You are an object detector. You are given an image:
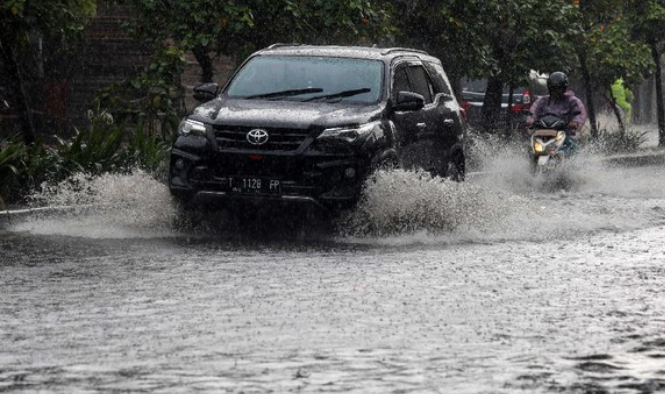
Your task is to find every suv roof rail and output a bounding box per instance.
[380,47,429,56]
[264,43,302,50]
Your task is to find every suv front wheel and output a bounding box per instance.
[445,151,465,182]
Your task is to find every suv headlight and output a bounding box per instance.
[317,121,380,144]
[178,119,207,137]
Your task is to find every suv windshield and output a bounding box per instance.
[226,56,383,103]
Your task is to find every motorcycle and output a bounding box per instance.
[529,115,573,174]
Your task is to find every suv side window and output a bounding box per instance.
[393,66,410,98]
[423,61,453,97]
[406,65,433,104]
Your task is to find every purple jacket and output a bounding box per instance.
[528,91,587,134]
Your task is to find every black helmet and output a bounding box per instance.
[547,72,569,90]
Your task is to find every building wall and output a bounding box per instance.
[61,0,236,130]
[60,1,151,129]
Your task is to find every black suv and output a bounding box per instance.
[169,44,466,211]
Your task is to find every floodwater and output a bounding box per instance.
[2,142,665,393]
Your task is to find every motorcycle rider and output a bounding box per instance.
[526,72,587,150]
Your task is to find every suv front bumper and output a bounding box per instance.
[169,148,366,211]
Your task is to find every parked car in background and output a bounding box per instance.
[169,44,467,214]
[460,78,532,132]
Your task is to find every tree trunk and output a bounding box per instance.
[611,101,626,134]
[505,83,514,140]
[481,76,504,134]
[577,49,598,138]
[607,92,626,134]
[192,46,214,83]
[0,37,37,144]
[652,41,665,146]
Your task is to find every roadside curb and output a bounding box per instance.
[604,148,665,167]
[0,205,79,226]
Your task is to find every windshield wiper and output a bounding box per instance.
[243,88,323,100]
[303,88,371,102]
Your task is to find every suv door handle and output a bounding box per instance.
[416,122,427,129]
[443,119,455,125]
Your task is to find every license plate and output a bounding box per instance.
[230,177,281,194]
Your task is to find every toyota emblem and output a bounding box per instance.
[246,129,269,145]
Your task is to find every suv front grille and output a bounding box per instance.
[213,126,311,151]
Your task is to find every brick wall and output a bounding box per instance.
[62,1,150,128]
[65,0,237,129]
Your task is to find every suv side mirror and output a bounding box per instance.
[193,83,219,102]
[394,91,425,111]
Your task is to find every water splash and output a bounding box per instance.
[8,139,665,244]
[337,169,530,239]
[13,170,179,239]
[337,133,665,244]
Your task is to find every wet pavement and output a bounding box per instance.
[2,146,665,393]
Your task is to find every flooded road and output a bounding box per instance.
[2,150,665,393]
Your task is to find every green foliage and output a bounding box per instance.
[0,134,26,205]
[0,0,96,40]
[391,0,579,87]
[124,125,171,180]
[388,0,579,133]
[585,22,652,90]
[629,0,665,47]
[95,45,186,141]
[573,1,653,92]
[626,0,665,146]
[54,110,125,176]
[581,128,649,153]
[52,108,172,177]
[122,0,252,48]
[0,134,58,205]
[123,0,394,73]
[0,110,172,206]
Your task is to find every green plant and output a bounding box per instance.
[1,104,177,207]
[0,135,27,205]
[95,45,186,142]
[0,135,60,206]
[581,127,649,153]
[124,123,171,180]
[53,108,125,176]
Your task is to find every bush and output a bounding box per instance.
[580,127,649,154]
[0,135,27,208]
[0,109,172,207]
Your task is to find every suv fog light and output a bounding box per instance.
[175,159,185,170]
[345,167,356,178]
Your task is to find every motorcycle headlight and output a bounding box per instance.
[534,141,544,153]
[317,121,379,144]
[178,119,207,137]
